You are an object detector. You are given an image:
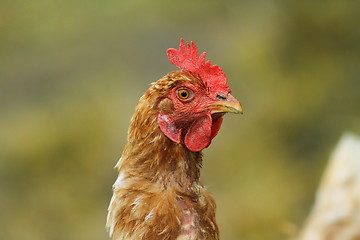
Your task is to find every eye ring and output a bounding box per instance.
[177,88,193,101]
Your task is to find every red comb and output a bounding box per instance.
[167,39,228,92]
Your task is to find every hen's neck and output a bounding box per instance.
[117,96,202,192]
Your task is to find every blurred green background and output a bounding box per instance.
[1,0,359,239]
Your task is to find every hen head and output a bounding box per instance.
[150,39,242,152]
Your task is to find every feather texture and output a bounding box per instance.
[107,73,219,239]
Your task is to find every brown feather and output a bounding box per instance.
[107,71,219,240]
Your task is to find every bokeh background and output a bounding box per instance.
[1,0,359,239]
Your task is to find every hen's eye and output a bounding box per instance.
[177,89,193,100]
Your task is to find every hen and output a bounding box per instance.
[107,39,242,240]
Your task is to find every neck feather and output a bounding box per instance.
[117,90,203,191]
[107,85,219,240]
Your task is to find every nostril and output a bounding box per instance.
[216,94,227,100]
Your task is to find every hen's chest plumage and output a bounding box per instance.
[107,174,219,240]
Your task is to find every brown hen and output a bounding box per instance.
[107,39,242,240]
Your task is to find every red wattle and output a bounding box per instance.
[158,113,224,152]
[210,117,223,140]
[184,114,212,152]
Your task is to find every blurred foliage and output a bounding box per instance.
[0,0,359,239]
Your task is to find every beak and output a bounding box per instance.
[204,94,243,114]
